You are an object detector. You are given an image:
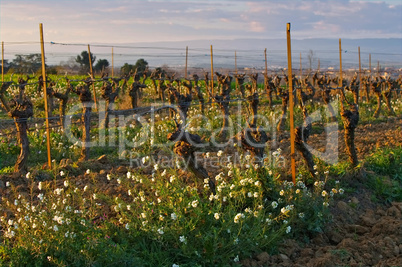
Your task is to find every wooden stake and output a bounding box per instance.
[1,41,4,82]
[300,52,302,78]
[112,47,114,78]
[264,48,268,75]
[235,50,238,90]
[87,44,97,110]
[210,45,214,96]
[286,23,296,184]
[377,61,380,76]
[318,59,320,72]
[39,23,52,169]
[235,50,238,74]
[369,53,372,74]
[185,46,188,79]
[339,38,343,88]
[358,46,362,97]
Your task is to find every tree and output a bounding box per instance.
[134,58,148,73]
[76,51,96,74]
[120,59,148,75]
[120,63,135,75]
[59,57,80,74]
[9,54,42,74]
[94,59,110,73]
[1,59,10,73]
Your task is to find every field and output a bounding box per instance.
[0,68,401,266]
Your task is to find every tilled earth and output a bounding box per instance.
[241,193,402,267]
[242,117,402,267]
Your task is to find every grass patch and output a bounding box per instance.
[364,147,402,203]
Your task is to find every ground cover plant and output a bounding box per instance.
[0,68,401,266]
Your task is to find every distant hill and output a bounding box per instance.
[5,38,401,71]
[108,38,402,70]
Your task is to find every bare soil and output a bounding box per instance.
[241,190,401,267]
[241,117,402,267]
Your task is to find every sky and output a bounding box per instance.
[1,0,402,44]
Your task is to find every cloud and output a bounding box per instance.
[249,21,265,33]
[0,0,401,44]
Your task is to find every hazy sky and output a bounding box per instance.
[1,0,401,44]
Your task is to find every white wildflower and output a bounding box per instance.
[234,255,239,262]
[171,213,177,220]
[234,213,245,223]
[191,200,199,208]
[179,235,187,244]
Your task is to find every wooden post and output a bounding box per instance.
[369,53,372,74]
[264,48,268,75]
[377,61,380,76]
[39,23,52,169]
[111,47,114,78]
[318,59,320,72]
[358,46,362,98]
[1,41,4,82]
[87,44,97,110]
[339,38,343,88]
[235,50,238,90]
[300,52,302,78]
[235,50,238,74]
[286,23,296,184]
[210,45,214,95]
[185,46,188,79]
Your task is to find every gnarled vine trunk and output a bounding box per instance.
[168,122,216,194]
[0,80,33,173]
[277,91,289,133]
[72,79,93,161]
[339,91,359,167]
[214,73,232,141]
[51,79,71,130]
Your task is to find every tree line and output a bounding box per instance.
[1,51,148,75]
